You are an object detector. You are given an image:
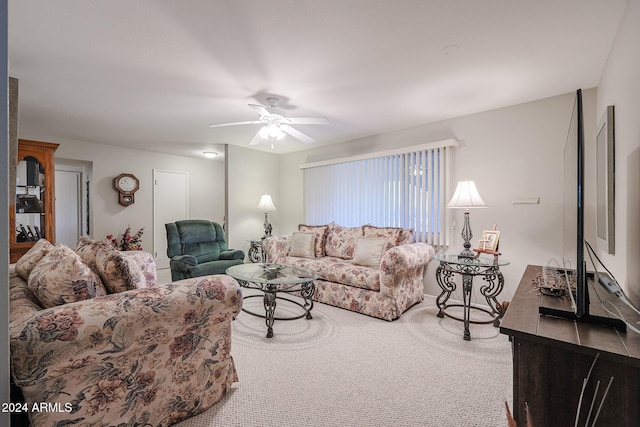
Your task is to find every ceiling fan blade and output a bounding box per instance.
[248,129,264,145]
[208,121,261,128]
[286,117,329,125]
[281,125,314,144]
[248,104,270,117]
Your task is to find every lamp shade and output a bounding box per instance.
[447,180,488,209]
[257,194,277,211]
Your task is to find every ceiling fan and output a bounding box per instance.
[209,97,329,147]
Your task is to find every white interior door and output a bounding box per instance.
[154,169,188,269]
[55,170,81,246]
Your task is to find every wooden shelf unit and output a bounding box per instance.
[10,139,59,263]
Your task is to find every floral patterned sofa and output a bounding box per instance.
[263,223,435,321]
[9,238,242,427]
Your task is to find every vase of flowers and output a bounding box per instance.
[107,226,144,251]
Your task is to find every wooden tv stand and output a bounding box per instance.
[500,265,640,427]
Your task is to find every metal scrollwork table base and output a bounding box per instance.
[434,254,509,341]
[247,239,266,263]
[226,263,316,338]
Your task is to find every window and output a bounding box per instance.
[301,140,456,246]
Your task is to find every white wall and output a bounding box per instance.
[279,91,591,302]
[226,144,280,256]
[596,0,640,303]
[50,138,225,254]
[0,0,10,421]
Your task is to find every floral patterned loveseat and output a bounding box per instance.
[263,223,435,321]
[9,238,242,427]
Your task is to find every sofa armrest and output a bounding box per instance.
[262,235,291,263]
[10,275,243,388]
[219,249,245,261]
[379,242,435,297]
[382,242,434,272]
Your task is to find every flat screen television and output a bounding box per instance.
[538,89,625,330]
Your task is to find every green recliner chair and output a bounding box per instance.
[166,220,245,281]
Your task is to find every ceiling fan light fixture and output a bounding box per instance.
[210,98,327,147]
[260,124,286,140]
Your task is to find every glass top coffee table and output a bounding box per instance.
[226,263,317,338]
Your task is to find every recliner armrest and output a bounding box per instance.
[172,254,198,266]
[219,249,245,260]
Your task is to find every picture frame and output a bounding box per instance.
[479,230,501,252]
[596,105,615,254]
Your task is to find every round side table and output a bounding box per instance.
[434,254,509,340]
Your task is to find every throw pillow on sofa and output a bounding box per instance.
[298,224,328,257]
[325,223,364,259]
[363,225,405,253]
[77,237,156,290]
[75,236,114,271]
[14,238,53,280]
[27,244,107,308]
[352,238,388,267]
[120,250,157,288]
[362,224,414,246]
[398,228,414,245]
[289,232,316,258]
[363,225,403,245]
[94,244,144,293]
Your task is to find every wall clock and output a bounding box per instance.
[113,173,139,206]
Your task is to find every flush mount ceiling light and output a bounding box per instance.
[209,97,329,148]
[203,151,218,158]
[441,44,460,55]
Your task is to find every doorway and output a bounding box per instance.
[153,169,188,270]
[55,170,81,246]
[55,160,91,246]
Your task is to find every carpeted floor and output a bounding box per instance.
[175,292,512,427]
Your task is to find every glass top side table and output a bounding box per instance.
[433,254,509,340]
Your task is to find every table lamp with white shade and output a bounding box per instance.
[447,180,487,258]
[257,194,277,238]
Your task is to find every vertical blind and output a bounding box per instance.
[302,142,455,246]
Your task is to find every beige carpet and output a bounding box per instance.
[175,292,512,427]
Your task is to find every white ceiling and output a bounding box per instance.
[9,0,627,159]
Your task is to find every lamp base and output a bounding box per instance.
[457,210,476,259]
[457,249,477,259]
[262,212,272,239]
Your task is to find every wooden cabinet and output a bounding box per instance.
[500,265,640,427]
[9,139,59,263]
